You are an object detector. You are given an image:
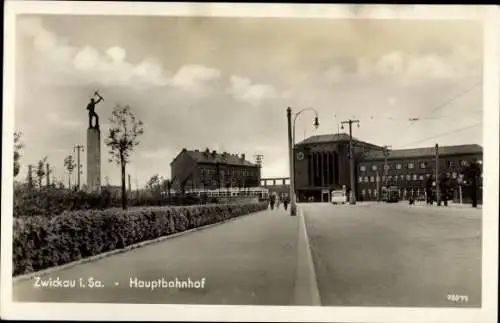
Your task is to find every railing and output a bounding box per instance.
[161,187,270,199]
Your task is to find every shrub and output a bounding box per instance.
[13,186,217,218]
[12,202,268,276]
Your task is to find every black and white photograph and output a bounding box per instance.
[2,2,499,323]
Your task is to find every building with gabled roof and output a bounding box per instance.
[170,148,261,190]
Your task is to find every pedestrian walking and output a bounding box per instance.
[276,196,281,209]
[270,194,276,210]
[283,196,289,210]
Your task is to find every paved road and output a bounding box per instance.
[303,202,482,307]
[13,207,298,305]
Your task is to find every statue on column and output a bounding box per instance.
[86,91,104,129]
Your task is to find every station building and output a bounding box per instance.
[293,133,483,203]
[293,133,386,202]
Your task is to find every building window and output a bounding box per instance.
[408,162,414,169]
[364,176,369,183]
[426,173,431,178]
[358,176,363,183]
[412,174,417,181]
[382,176,386,181]
[420,162,427,169]
[370,176,375,183]
[388,175,392,181]
[374,190,378,197]
[368,189,372,195]
[452,172,457,179]
[460,160,469,167]
[362,189,366,195]
[400,175,405,180]
[360,165,366,172]
[419,175,424,181]
[448,160,456,168]
[376,175,380,182]
[384,164,390,171]
[396,163,402,169]
[406,174,411,181]
[371,165,378,171]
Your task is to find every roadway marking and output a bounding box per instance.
[293,207,322,306]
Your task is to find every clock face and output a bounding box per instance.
[296,152,304,161]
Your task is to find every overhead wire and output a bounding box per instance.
[406,79,482,128]
[398,122,482,148]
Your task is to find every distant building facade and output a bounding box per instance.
[293,133,483,203]
[170,148,261,190]
[357,144,483,202]
[293,133,386,202]
[261,177,290,200]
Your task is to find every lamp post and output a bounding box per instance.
[287,107,320,216]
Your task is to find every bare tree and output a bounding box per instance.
[147,174,162,198]
[64,155,76,189]
[36,157,48,188]
[14,130,24,177]
[161,178,172,202]
[105,105,144,210]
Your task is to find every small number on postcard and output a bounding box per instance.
[447,294,469,302]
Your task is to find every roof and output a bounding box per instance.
[179,149,257,167]
[362,144,483,161]
[295,133,383,150]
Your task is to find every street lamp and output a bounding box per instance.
[287,107,319,216]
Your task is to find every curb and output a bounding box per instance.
[13,208,265,284]
[293,207,322,306]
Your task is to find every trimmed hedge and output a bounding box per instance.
[13,202,268,276]
[13,186,213,218]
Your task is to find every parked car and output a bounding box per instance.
[331,190,347,204]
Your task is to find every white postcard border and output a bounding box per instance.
[2,2,498,323]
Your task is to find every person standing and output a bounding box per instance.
[425,175,434,205]
[465,160,481,208]
[283,195,289,211]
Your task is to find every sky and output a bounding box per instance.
[14,8,484,187]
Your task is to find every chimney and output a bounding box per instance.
[241,153,246,161]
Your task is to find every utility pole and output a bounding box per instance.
[46,163,51,187]
[128,174,132,194]
[28,164,33,190]
[340,119,360,205]
[254,154,263,188]
[74,145,84,190]
[383,145,391,186]
[435,143,440,205]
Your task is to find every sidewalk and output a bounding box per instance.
[12,208,299,305]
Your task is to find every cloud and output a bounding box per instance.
[18,17,221,92]
[171,64,221,93]
[347,48,481,86]
[227,75,286,107]
[46,112,83,129]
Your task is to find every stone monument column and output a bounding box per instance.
[86,126,101,192]
[85,91,104,193]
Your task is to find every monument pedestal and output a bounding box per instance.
[87,127,101,193]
